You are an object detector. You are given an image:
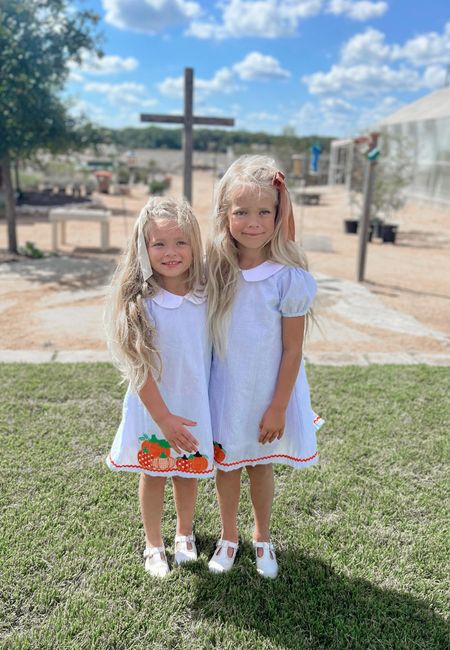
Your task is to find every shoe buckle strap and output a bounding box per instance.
[143,545,165,559]
[175,534,195,544]
[217,539,238,550]
[253,541,274,551]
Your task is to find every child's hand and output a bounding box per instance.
[157,413,198,454]
[258,406,286,444]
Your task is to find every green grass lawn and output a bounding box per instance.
[0,364,449,649]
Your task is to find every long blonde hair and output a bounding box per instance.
[207,154,310,356]
[106,197,205,392]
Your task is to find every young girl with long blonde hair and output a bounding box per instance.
[106,197,214,577]
[207,155,323,578]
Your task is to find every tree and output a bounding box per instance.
[350,133,414,223]
[0,0,101,252]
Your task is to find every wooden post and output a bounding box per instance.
[357,158,376,282]
[183,68,193,204]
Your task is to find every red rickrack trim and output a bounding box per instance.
[108,455,215,474]
[216,451,318,467]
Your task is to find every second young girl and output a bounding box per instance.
[207,155,323,578]
[106,197,214,577]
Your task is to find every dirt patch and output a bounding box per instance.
[0,171,449,354]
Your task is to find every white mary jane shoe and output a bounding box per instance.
[253,541,278,579]
[143,546,170,578]
[174,534,198,565]
[208,539,238,574]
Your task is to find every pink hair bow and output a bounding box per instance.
[272,171,296,242]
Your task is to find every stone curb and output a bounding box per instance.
[0,350,449,366]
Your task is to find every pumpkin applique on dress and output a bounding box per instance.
[190,451,209,473]
[176,455,190,472]
[137,434,173,471]
[137,434,210,473]
[175,452,209,473]
[152,452,176,471]
[213,442,226,463]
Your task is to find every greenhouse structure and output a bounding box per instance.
[378,86,450,206]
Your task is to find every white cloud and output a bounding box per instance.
[233,52,290,80]
[69,96,150,128]
[247,111,280,121]
[391,22,450,67]
[69,99,109,123]
[103,0,200,34]
[341,28,391,64]
[290,95,402,136]
[194,67,238,94]
[327,0,388,21]
[187,0,323,39]
[194,105,228,116]
[68,70,84,84]
[69,53,139,81]
[307,21,450,99]
[422,65,447,88]
[81,54,138,75]
[84,82,157,108]
[341,23,450,68]
[158,68,238,98]
[320,97,357,112]
[157,76,184,99]
[292,101,333,134]
[303,64,422,97]
[158,55,290,102]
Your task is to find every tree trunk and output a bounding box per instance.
[1,153,18,253]
[14,158,20,190]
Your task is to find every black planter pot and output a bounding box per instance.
[344,219,358,234]
[381,224,398,243]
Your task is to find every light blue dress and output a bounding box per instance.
[209,261,323,471]
[107,289,215,478]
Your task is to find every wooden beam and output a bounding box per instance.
[140,114,235,127]
[193,117,235,126]
[140,114,184,124]
[184,68,193,203]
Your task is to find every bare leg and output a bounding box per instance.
[172,477,197,551]
[246,464,274,558]
[139,473,166,558]
[216,468,242,557]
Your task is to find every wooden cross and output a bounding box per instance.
[141,67,235,204]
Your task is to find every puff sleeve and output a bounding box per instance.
[278,267,317,317]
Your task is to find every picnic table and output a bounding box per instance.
[49,207,111,252]
[291,190,321,205]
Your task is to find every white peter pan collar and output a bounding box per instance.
[240,261,285,282]
[152,288,206,309]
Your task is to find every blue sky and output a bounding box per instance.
[68,0,450,137]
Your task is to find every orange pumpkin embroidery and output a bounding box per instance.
[176,455,191,472]
[154,453,176,471]
[137,449,154,470]
[213,442,226,463]
[139,434,171,457]
[191,452,209,472]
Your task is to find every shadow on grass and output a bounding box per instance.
[188,536,448,650]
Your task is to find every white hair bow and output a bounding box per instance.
[137,207,153,281]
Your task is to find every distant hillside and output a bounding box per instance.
[96,125,335,153]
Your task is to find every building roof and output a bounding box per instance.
[379,87,450,126]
